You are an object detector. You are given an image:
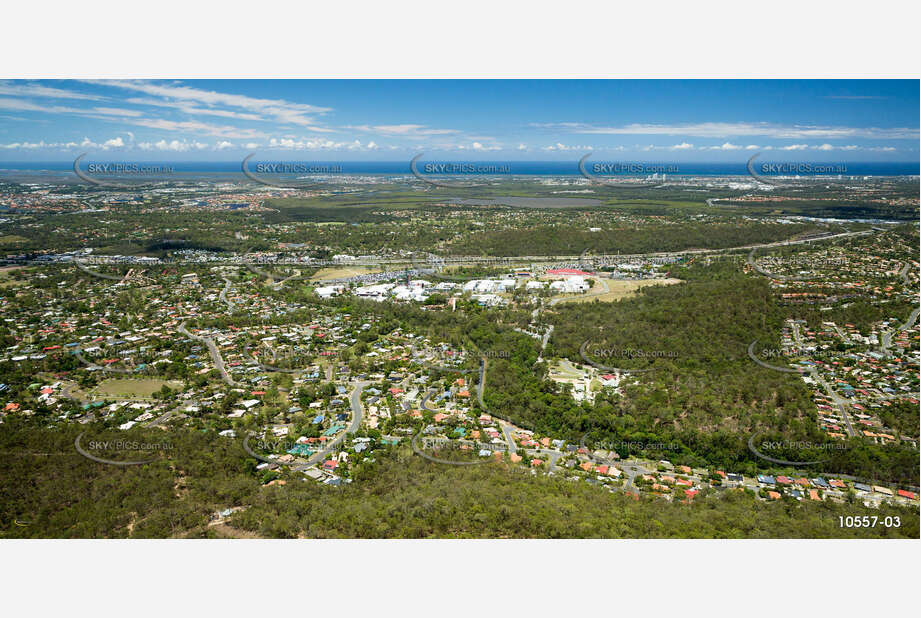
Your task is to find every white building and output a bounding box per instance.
[315,285,345,299]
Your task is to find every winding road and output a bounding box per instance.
[219,276,235,311]
[177,322,238,386]
[298,381,369,468]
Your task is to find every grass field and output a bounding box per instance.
[312,266,384,280]
[0,266,26,288]
[552,277,682,304]
[0,235,28,246]
[92,378,184,399]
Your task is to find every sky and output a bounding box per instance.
[0,79,917,162]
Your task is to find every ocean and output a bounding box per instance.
[0,160,918,177]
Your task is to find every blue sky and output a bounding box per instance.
[0,79,917,162]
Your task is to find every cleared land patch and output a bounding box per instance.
[312,266,384,280]
[92,378,184,399]
[553,277,682,304]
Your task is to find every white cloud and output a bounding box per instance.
[124,97,264,121]
[138,139,208,152]
[88,80,331,129]
[671,142,694,150]
[0,135,128,150]
[348,124,459,137]
[0,81,103,101]
[458,141,501,151]
[781,144,809,151]
[267,137,379,151]
[539,121,919,140]
[214,141,235,150]
[707,142,742,150]
[130,118,266,139]
[542,142,592,151]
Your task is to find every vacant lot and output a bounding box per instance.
[312,266,384,281]
[92,378,184,399]
[0,235,28,246]
[0,266,26,288]
[552,277,682,304]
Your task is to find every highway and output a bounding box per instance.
[745,229,876,281]
[27,228,881,271]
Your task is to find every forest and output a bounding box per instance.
[1,420,916,539]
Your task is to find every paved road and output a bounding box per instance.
[245,263,283,282]
[299,381,369,468]
[74,350,134,374]
[747,341,806,374]
[60,383,90,405]
[219,276,235,311]
[26,229,881,271]
[177,322,238,386]
[243,344,301,374]
[809,368,857,438]
[525,448,563,471]
[75,260,123,281]
[880,306,920,356]
[898,261,911,285]
[540,324,554,352]
[144,400,196,428]
[746,229,876,281]
[746,340,855,438]
[500,422,518,454]
[421,388,438,412]
[577,432,652,489]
